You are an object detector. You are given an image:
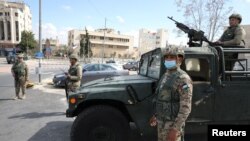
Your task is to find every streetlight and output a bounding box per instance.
[38,0,42,83]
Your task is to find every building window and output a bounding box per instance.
[15,21,19,41]
[109,38,113,40]
[100,37,104,40]
[0,12,3,16]
[7,21,11,40]
[0,21,4,40]
[15,12,18,17]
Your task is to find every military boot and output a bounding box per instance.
[20,94,26,100]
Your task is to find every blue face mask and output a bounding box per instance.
[164,60,177,69]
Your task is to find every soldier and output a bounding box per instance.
[214,13,246,71]
[11,53,29,100]
[65,54,82,98]
[150,47,193,141]
[215,13,246,46]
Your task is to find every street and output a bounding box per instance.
[0,58,73,141]
[0,58,145,141]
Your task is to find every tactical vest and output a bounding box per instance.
[220,26,236,42]
[156,69,186,121]
[68,64,80,82]
[12,62,27,77]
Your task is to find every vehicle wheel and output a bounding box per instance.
[70,105,129,141]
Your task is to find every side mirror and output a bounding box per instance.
[83,69,87,73]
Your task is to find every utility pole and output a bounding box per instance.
[38,0,42,83]
[102,18,106,64]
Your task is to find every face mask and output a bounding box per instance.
[164,60,177,69]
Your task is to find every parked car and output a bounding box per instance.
[106,60,116,63]
[123,61,139,71]
[53,63,129,87]
[6,51,16,64]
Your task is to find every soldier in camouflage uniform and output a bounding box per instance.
[150,47,193,141]
[11,53,29,100]
[65,54,82,98]
[214,13,246,71]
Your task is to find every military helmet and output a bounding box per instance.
[17,53,24,58]
[229,13,242,23]
[69,54,78,60]
[163,47,185,58]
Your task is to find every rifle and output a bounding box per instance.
[168,16,213,47]
[60,68,69,100]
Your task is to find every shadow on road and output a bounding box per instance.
[0,98,14,101]
[9,112,65,119]
[28,121,72,141]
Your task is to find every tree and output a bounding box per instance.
[80,27,92,58]
[175,0,233,41]
[18,31,37,54]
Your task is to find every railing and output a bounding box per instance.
[221,47,250,81]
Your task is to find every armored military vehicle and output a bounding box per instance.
[66,44,250,141]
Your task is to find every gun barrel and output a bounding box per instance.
[167,16,178,23]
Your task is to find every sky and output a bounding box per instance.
[21,0,250,46]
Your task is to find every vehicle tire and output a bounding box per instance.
[70,105,129,141]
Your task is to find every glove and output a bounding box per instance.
[149,115,157,127]
[167,128,179,141]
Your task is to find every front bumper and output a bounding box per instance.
[66,108,75,117]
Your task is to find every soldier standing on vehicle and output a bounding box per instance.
[215,13,246,46]
[11,53,29,100]
[214,13,246,71]
[150,47,193,141]
[65,54,82,98]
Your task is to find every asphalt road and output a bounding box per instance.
[0,58,146,141]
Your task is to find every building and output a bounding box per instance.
[0,0,32,55]
[68,28,134,58]
[138,28,168,55]
[242,25,250,48]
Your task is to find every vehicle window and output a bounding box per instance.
[139,55,149,76]
[148,54,161,79]
[100,64,116,71]
[183,58,210,81]
[85,64,99,71]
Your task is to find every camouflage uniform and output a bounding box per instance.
[11,54,29,99]
[66,54,82,91]
[219,14,246,71]
[155,47,193,141]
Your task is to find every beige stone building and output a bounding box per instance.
[68,28,134,58]
[139,28,168,55]
[0,0,32,55]
[242,25,250,48]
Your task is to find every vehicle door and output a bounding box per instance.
[126,48,162,137]
[214,72,250,122]
[182,55,215,134]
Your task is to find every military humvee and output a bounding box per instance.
[66,46,250,141]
